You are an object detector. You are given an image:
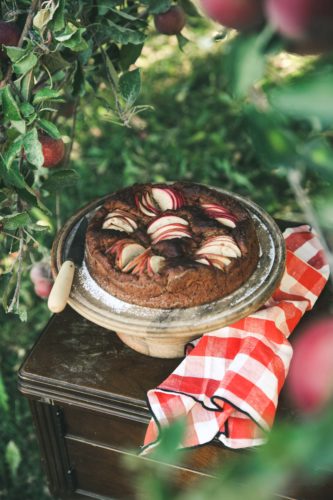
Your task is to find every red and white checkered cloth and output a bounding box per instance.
[142,226,330,453]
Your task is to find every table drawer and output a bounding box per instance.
[65,436,214,500]
[62,405,147,451]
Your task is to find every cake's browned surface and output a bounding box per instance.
[85,182,260,308]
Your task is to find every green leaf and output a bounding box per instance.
[225,33,266,98]
[37,118,61,139]
[119,69,141,105]
[177,33,189,52]
[33,88,62,105]
[149,0,173,14]
[40,52,69,74]
[73,61,85,97]
[42,169,79,191]
[23,128,44,168]
[14,52,38,76]
[4,138,23,167]
[269,72,333,126]
[179,0,200,16]
[5,441,21,479]
[301,137,333,180]
[33,8,53,31]
[150,418,186,464]
[0,373,9,412]
[5,46,26,63]
[3,212,31,230]
[55,22,78,42]
[245,107,297,168]
[20,102,35,117]
[0,155,26,189]
[119,43,144,71]
[106,20,146,45]
[55,23,88,52]
[2,86,21,121]
[11,120,26,134]
[18,305,28,322]
[20,70,34,101]
[52,0,65,32]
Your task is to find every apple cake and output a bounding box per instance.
[85,182,260,308]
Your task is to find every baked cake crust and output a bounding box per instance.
[85,182,259,308]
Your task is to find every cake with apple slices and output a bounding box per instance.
[85,182,260,308]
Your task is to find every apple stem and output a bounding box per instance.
[287,168,333,287]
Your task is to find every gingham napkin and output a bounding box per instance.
[142,226,330,453]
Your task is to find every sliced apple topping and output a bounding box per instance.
[147,215,189,234]
[201,203,238,228]
[151,187,185,211]
[147,255,166,276]
[102,209,137,233]
[135,191,159,217]
[194,235,241,270]
[108,239,146,270]
[147,215,191,244]
[135,186,185,216]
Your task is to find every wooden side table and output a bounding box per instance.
[18,279,333,499]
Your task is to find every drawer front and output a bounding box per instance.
[65,437,212,500]
[62,405,147,450]
[66,438,136,499]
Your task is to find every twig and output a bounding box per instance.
[7,228,24,313]
[287,168,333,287]
[63,99,79,166]
[0,0,40,88]
[55,191,61,231]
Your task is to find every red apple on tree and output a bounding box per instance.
[0,21,20,46]
[200,0,264,31]
[39,133,65,168]
[287,317,333,413]
[0,21,20,59]
[154,6,186,35]
[265,0,333,53]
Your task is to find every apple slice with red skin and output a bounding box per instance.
[203,254,232,270]
[195,257,211,266]
[151,187,185,211]
[200,235,242,257]
[216,217,236,228]
[197,244,239,259]
[107,238,132,255]
[147,255,166,276]
[202,203,238,228]
[151,222,190,240]
[152,229,191,245]
[135,192,159,217]
[130,252,150,275]
[106,210,138,230]
[147,215,189,234]
[117,243,146,269]
[102,216,135,233]
[122,248,151,274]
